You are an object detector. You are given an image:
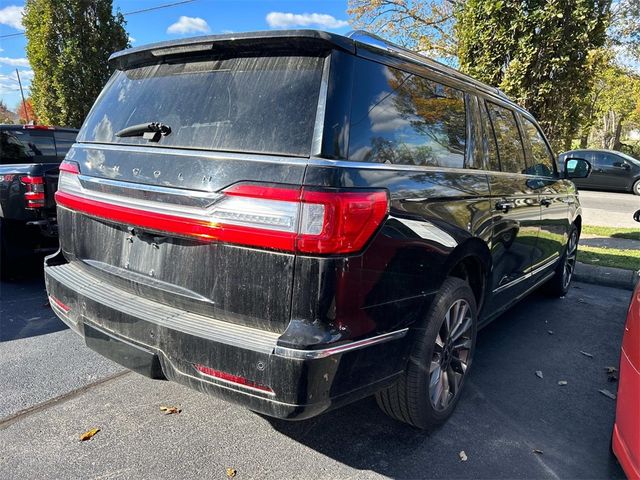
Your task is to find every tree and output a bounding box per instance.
[17,98,37,124]
[23,0,128,128]
[348,0,461,59]
[456,0,611,150]
[0,101,16,124]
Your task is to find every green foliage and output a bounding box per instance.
[0,101,16,124]
[23,0,128,128]
[455,0,611,150]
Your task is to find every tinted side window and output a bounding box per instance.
[348,59,466,168]
[0,129,57,164]
[54,131,77,157]
[479,99,500,171]
[486,102,527,174]
[522,117,555,176]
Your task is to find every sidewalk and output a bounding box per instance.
[576,233,639,290]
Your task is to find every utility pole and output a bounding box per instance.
[15,68,29,124]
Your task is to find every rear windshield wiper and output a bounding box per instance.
[115,122,171,142]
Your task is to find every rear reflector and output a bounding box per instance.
[55,163,389,255]
[194,364,274,394]
[49,295,71,313]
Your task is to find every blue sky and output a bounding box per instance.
[0,0,351,109]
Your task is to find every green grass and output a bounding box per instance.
[578,245,640,271]
[582,225,640,241]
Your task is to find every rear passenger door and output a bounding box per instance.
[519,115,568,269]
[481,100,541,301]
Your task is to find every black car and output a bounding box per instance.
[44,30,590,429]
[560,149,640,195]
[0,124,78,274]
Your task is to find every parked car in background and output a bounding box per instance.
[559,149,640,195]
[0,124,78,275]
[45,30,591,430]
[612,209,640,479]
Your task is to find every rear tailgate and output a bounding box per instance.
[56,48,327,334]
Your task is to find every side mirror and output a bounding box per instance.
[634,210,640,223]
[564,158,591,179]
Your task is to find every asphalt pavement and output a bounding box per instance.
[578,189,640,228]
[0,268,631,479]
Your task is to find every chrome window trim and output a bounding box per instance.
[274,328,409,360]
[71,142,311,166]
[311,55,331,156]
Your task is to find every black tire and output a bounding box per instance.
[0,219,16,279]
[545,224,579,297]
[633,179,640,196]
[375,277,477,430]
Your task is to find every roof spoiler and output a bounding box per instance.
[108,30,355,70]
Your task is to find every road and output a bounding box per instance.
[0,269,629,479]
[578,189,640,228]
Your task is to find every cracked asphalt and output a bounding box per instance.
[0,267,630,479]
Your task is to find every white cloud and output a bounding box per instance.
[128,36,136,44]
[0,57,30,67]
[0,69,32,94]
[167,16,210,35]
[0,5,24,30]
[266,12,349,29]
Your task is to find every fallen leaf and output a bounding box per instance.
[226,467,237,478]
[599,389,617,400]
[79,427,100,441]
[459,451,468,462]
[535,370,543,379]
[160,406,181,415]
[533,449,544,455]
[558,380,568,386]
[547,330,554,335]
[605,366,618,374]
[579,351,593,358]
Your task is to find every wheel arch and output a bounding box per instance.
[441,238,492,313]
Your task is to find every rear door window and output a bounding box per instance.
[0,129,57,164]
[521,117,556,177]
[348,58,466,168]
[479,99,500,172]
[486,102,527,174]
[79,55,325,157]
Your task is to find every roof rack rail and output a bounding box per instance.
[346,30,515,106]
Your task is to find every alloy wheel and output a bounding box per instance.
[563,230,578,290]
[429,299,473,412]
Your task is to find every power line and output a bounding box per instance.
[124,0,195,16]
[0,0,197,40]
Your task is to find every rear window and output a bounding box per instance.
[53,131,78,157]
[348,58,466,168]
[0,129,57,164]
[78,55,325,157]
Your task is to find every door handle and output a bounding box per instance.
[495,200,515,212]
[541,198,552,207]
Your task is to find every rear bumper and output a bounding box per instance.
[45,258,410,420]
[613,348,640,479]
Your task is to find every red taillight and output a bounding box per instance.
[59,160,80,174]
[21,175,45,208]
[194,364,274,394]
[55,165,389,255]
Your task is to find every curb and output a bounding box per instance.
[574,262,639,291]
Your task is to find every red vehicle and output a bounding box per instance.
[612,209,640,479]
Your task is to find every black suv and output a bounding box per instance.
[560,149,640,195]
[0,124,78,274]
[44,31,590,429]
